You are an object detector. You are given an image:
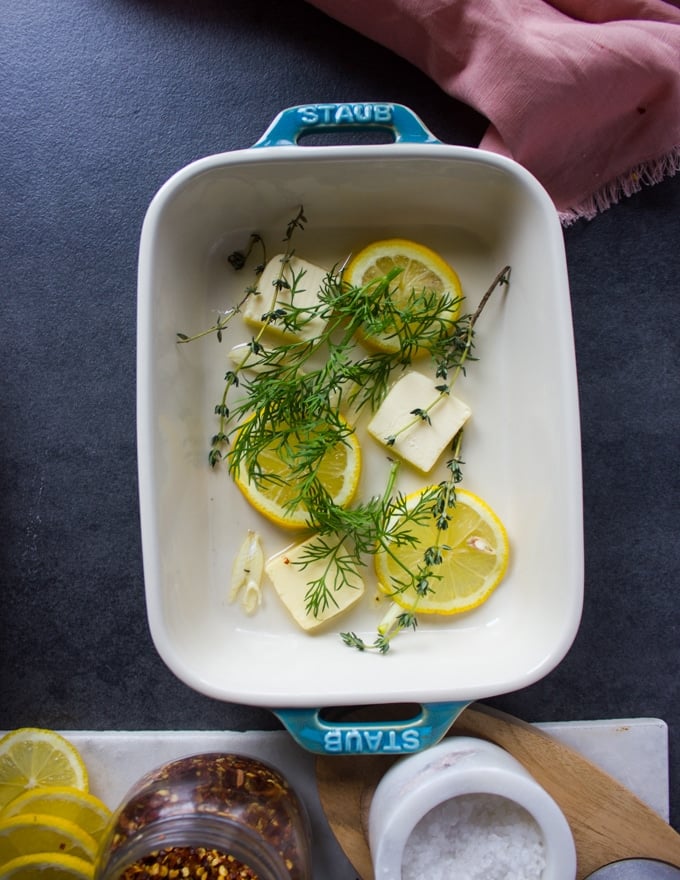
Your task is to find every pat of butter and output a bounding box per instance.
[242,254,329,342]
[265,537,365,632]
[368,370,471,473]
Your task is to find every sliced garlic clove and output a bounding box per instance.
[229,530,264,607]
[242,579,263,615]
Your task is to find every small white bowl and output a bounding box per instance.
[368,736,576,880]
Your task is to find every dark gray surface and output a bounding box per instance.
[1,0,678,834]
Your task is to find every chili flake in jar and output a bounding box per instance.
[118,846,258,879]
[95,754,312,880]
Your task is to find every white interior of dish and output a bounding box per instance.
[137,143,583,707]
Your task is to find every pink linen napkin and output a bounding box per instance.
[305,0,680,224]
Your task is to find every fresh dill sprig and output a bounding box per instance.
[293,460,435,616]
[224,261,476,497]
[296,464,447,622]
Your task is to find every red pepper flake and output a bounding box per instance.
[118,846,259,879]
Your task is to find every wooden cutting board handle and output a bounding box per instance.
[315,703,680,880]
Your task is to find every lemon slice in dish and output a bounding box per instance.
[233,418,361,529]
[343,238,463,353]
[375,488,509,615]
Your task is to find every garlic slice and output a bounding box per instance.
[229,530,265,615]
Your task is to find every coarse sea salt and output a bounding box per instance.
[401,792,546,880]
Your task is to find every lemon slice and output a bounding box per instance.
[375,488,509,615]
[0,729,88,810]
[233,419,361,529]
[343,238,463,353]
[0,813,98,866]
[1,786,111,843]
[0,853,94,879]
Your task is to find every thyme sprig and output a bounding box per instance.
[177,210,310,465]
[384,265,511,447]
[340,430,465,653]
[176,234,267,344]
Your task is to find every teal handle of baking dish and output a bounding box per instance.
[273,702,469,755]
[252,102,441,147]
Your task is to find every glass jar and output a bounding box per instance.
[95,752,313,880]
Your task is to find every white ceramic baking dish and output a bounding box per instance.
[137,103,583,755]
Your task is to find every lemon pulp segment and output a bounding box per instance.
[0,813,98,866]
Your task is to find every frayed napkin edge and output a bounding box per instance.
[559,144,680,226]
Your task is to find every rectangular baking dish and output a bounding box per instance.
[137,103,583,754]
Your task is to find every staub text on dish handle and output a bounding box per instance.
[297,103,393,126]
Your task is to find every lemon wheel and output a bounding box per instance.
[0,729,88,810]
[343,238,463,353]
[0,813,98,866]
[0,853,94,879]
[375,488,509,615]
[232,419,361,529]
[1,786,111,843]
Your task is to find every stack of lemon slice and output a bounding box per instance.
[0,728,111,879]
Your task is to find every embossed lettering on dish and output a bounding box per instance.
[297,103,393,126]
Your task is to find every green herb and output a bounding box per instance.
[340,430,465,653]
[295,460,438,619]
[225,256,481,492]
[177,209,510,651]
[384,265,511,447]
[176,235,267,345]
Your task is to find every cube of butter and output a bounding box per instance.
[242,254,329,342]
[265,537,365,632]
[368,370,471,473]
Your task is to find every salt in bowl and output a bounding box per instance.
[368,735,576,880]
